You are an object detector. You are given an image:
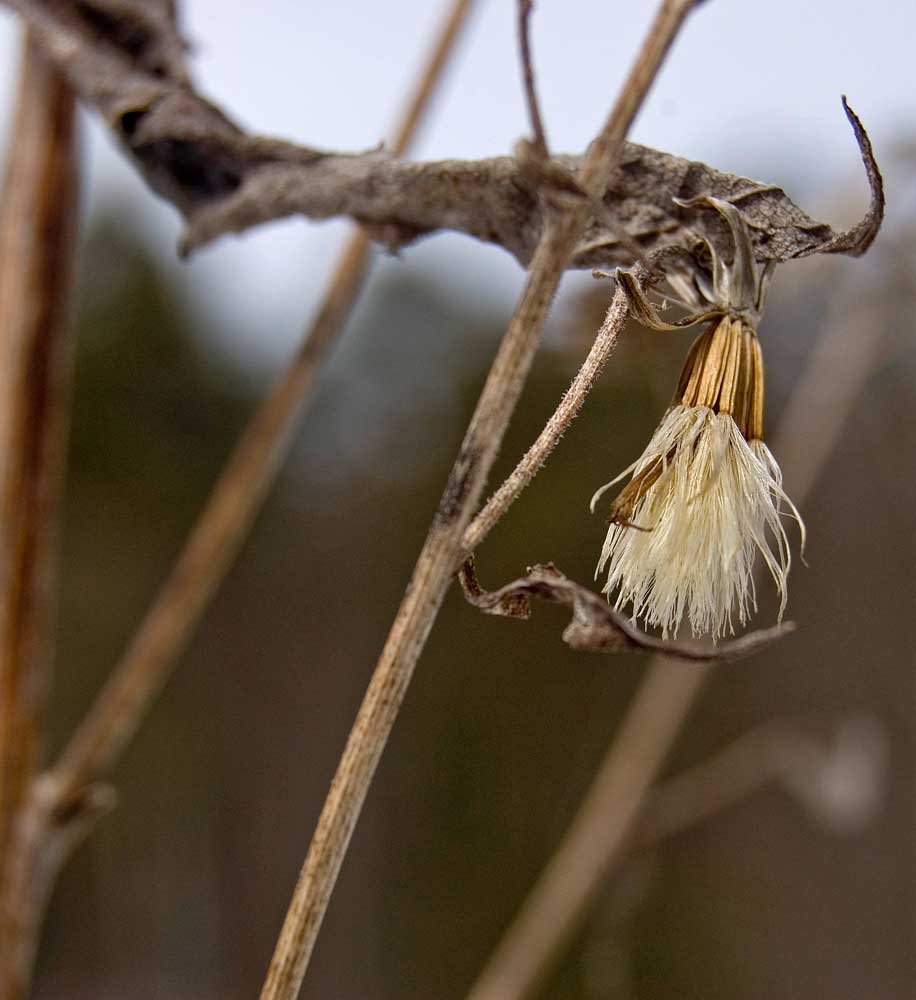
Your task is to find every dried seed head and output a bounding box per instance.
[591,405,802,639]
[676,315,765,440]
[591,198,804,640]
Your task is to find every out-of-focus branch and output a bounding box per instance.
[0,32,79,1000]
[2,1,882,266]
[44,0,478,819]
[0,2,478,993]
[44,232,373,802]
[258,4,706,999]
[766,289,890,497]
[467,659,711,1000]
[638,714,887,847]
[465,259,891,1000]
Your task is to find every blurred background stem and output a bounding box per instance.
[465,264,893,1000]
[46,0,479,810]
[0,31,78,999]
[0,0,479,995]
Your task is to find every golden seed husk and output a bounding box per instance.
[676,315,764,440]
[607,315,767,528]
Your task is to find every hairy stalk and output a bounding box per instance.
[45,0,477,809]
[0,33,78,1000]
[258,4,704,999]
[463,281,629,552]
[465,272,889,1000]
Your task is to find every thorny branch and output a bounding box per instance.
[2,2,883,269]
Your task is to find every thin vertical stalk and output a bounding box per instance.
[259,4,704,998]
[1,1,476,994]
[467,660,710,1000]
[462,281,629,553]
[46,0,478,807]
[0,31,78,1000]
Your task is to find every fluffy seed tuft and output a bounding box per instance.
[591,405,803,640]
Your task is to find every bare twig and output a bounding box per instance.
[0,779,113,1000]
[468,658,711,1000]
[766,284,890,498]
[45,234,372,803]
[386,0,478,158]
[458,559,790,660]
[0,32,78,999]
[43,0,477,814]
[258,4,705,999]
[463,281,629,552]
[1,1,884,266]
[465,263,890,1000]
[518,0,548,156]
[638,714,887,847]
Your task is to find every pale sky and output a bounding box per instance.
[1,1,914,360]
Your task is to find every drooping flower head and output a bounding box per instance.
[591,197,804,640]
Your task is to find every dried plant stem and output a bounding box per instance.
[637,722,818,846]
[636,714,885,847]
[466,269,889,1000]
[463,281,629,552]
[47,235,371,797]
[259,5,703,999]
[0,32,77,999]
[517,0,548,156]
[468,659,709,1000]
[765,291,889,500]
[0,2,475,993]
[44,0,477,808]
[386,0,478,158]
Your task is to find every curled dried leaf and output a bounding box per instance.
[814,97,885,256]
[6,1,885,267]
[459,559,792,662]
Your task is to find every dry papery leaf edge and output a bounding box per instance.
[460,560,794,662]
[3,1,885,268]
